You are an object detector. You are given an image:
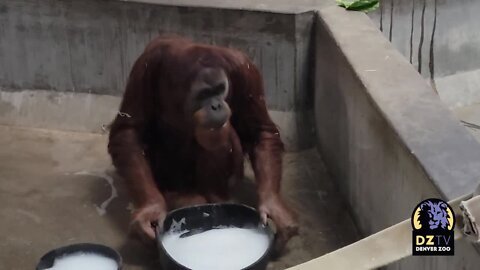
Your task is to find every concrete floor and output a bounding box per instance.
[0,125,359,270]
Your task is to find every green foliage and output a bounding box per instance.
[336,0,380,12]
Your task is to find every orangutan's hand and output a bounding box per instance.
[131,202,167,242]
[258,194,299,256]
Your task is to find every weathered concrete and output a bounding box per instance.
[0,0,315,111]
[452,103,480,144]
[0,90,119,133]
[369,0,480,79]
[0,89,314,151]
[434,68,480,109]
[0,0,318,150]
[3,0,480,268]
[0,126,359,270]
[315,5,480,269]
[124,0,334,14]
[368,0,480,108]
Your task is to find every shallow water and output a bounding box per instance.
[162,227,270,270]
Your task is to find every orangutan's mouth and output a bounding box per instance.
[209,122,228,131]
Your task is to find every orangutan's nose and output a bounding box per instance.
[206,98,230,129]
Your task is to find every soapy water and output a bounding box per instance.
[161,227,270,270]
[72,170,117,216]
[46,252,118,270]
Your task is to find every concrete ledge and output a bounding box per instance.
[0,90,119,133]
[314,5,480,269]
[0,89,311,151]
[123,0,333,14]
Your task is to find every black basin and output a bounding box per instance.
[36,243,122,270]
[156,203,274,270]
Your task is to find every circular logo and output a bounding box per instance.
[411,198,455,232]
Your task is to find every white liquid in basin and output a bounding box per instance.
[47,252,117,270]
[162,227,270,270]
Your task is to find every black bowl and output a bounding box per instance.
[156,203,274,270]
[36,243,122,270]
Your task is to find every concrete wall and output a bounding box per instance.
[368,0,480,109]
[0,0,316,150]
[315,5,480,269]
